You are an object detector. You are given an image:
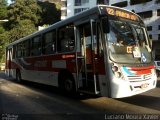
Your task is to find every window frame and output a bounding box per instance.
[30,35,42,56]
[42,30,56,55]
[57,24,75,53]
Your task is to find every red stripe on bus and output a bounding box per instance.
[135,69,151,75]
[131,65,154,71]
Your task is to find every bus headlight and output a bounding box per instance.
[115,72,122,78]
[112,66,118,72]
[111,65,122,78]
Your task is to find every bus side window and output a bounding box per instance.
[24,40,30,57]
[31,36,41,56]
[43,30,56,54]
[13,45,16,59]
[17,43,22,58]
[58,24,75,52]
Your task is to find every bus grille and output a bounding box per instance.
[127,74,152,82]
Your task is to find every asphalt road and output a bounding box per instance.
[0,72,160,120]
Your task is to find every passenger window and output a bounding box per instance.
[31,36,41,56]
[23,40,30,57]
[43,31,56,54]
[17,43,22,58]
[13,45,16,59]
[58,24,75,52]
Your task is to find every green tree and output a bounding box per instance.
[7,0,61,42]
[0,31,8,62]
[7,0,42,29]
[0,0,7,19]
[0,0,61,62]
[0,0,7,34]
[0,0,8,62]
[8,20,36,43]
[38,1,61,26]
[7,0,42,42]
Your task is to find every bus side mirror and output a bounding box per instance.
[101,17,109,33]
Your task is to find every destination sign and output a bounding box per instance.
[106,7,138,21]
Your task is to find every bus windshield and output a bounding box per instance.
[107,17,152,64]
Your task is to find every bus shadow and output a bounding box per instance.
[2,74,98,100]
[3,72,160,102]
[116,94,160,112]
[19,80,99,99]
[4,72,160,114]
[3,72,160,113]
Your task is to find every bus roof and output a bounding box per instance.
[6,5,141,48]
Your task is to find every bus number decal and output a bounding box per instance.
[106,7,138,21]
[127,46,132,53]
[106,8,114,15]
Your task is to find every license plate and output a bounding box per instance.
[141,83,148,89]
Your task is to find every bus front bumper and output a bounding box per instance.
[110,75,157,98]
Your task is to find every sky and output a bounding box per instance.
[7,0,12,5]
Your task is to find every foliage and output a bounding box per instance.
[0,0,61,62]
[0,24,5,34]
[0,0,7,19]
[8,20,36,42]
[0,0,8,62]
[7,0,61,39]
[7,0,42,29]
[38,1,61,26]
[0,31,8,62]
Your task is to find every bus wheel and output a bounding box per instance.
[64,78,75,93]
[59,73,75,94]
[156,70,159,77]
[16,70,21,82]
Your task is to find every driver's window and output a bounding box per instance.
[136,28,146,47]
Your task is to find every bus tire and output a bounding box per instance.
[16,70,22,82]
[59,72,76,95]
[156,70,159,77]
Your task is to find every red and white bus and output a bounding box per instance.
[5,5,157,98]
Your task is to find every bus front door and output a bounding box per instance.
[77,20,100,94]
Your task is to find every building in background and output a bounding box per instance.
[61,0,67,20]
[61,0,160,41]
[61,0,108,20]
